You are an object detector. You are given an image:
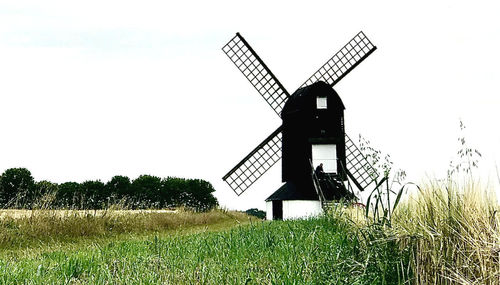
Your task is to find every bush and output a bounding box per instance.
[245,208,266,219]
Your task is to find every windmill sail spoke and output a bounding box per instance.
[345,134,379,191]
[222,33,290,116]
[301,31,376,88]
[222,126,283,196]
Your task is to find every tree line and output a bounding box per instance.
[0,168,218,211]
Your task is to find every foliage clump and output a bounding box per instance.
[245,208,266,219]
[0,169,218,211]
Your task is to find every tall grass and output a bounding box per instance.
[392,180,500,284]
[1,175,498,283]
[0,208,249,250]
[0,215,409,284]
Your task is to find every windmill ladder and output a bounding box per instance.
[310,160,329,210]
[311,160,357,211]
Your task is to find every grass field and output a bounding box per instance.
[0,209,179,221]
[0,208,251,251]
[0,180,499,284]
[0,213,407,284]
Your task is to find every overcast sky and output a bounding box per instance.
[1,0,499,210]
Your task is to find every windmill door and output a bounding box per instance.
[272,200,283,220]
[312,144,337,174]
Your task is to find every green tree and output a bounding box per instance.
[35,180,59,196]
[182,179,218,211]
[161,177,185,207]
[106,175,131,199]
[131,175,162,208]
[57,182,82,208]
[33,180,59,208]
[81,180,106,209]
[0,168,35,208]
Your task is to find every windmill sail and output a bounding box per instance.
[344,134,379,191]
[301,31,376,88]
[222,33,290,116]
[222,126,282,196]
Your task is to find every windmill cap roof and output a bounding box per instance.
[281,81,344,117]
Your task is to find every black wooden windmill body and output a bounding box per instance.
[222,32,379,220]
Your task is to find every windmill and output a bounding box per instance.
[222,32,380,220]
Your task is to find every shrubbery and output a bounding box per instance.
[0,168,218,211]
[245,208,266,219]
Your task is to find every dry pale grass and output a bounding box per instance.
[392,179,500,284]
[0,209,177,220]
[327,203,368,227]
[0,208,251,249]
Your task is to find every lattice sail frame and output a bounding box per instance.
[223,127,282,196]
[345,134,379,191]
[222,33,289,116]
[301,31,376,88]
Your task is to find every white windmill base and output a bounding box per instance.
[265,200,323,220]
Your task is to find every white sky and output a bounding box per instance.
[1,0,499,210]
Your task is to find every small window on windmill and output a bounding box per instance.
[312,144,337,173]
[316,96,327,109]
